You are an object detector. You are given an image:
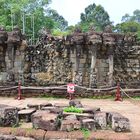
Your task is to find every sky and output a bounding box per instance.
[50,0,140,26]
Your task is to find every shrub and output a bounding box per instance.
[63,106,83,113]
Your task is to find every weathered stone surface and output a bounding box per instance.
[0,104,18,127]
[63,112,93,118]
[27,104,39,110]
[40,103,53,109]
[60,120,81,131]
[18,109,36,122]
[81,118,96,130]
[87,31,102,45]
[94,112,107,129]
[81,107,100,114]
[69,100,83,108]
[31,111,59,131]
[54,103,68,108]
[41,106,63,114]
[0,135,17,140]
[0,135,35,140]
[27,103,52,110]
[108,112,130,132]
[64,115,77,120]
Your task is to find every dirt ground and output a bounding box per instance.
[0,97,140,139]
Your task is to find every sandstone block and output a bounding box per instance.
[108,112,130,132]
[32,111,59,131]
[69,100,83,108]
[60,120,81,131]
[94,112,107,129]
[81,118,96,130]
[0,105,19,127]
[18,109,36,122]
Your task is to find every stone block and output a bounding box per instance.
[0,72,8,81]
[81,107,100,114]
[27,104,40,110]
[54,103,68,108]
[40,103,53,109]
[18,109,36,122]
[63,112,93,118]
[94,112,107,129]
[0,105,19,127]
[0,135,17,140]
[80,59,86,63]
[64,114,77,120]
[81,118,96,130]
[108,112,130,132]
[41,106,63,114]
[60,120,81,131]
[69,100,83,108]
[31,111,59,131]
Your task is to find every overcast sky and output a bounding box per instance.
[50,0,140,26]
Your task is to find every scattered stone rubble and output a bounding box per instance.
[0,100,130,133]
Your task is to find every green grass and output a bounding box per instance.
[81,128,90,139]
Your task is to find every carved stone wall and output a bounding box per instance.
[0,27,140,88]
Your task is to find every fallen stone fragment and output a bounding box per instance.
[81,118,96,130]
[41,106,63,114]
[108,112,130,132]
[64,114,77,120]
[31,111,59,131]
[0,104,19,127]
[63,112,93,118]
[27,103,52,110]
[80,107,100,114]
[54,103,68,108]
[69,100,83,108]
[60,120,81,131]
[40,103,53,109]
[94,112,107,129]
[27,104,40,110]
[0,135,17,140]
[18,109,36,122]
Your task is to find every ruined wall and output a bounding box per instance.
[0,26,26,85]
[0,27,140,88]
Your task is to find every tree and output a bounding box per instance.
[0,0,68,41]
[121,9,140,23]
[79,3,111,32]
[115,9,140,38]
[47,9,68,31]
[132,9,140,23]
[121,14,131,22]
[115,21,140,33]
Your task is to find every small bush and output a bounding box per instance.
[63,106,83,113]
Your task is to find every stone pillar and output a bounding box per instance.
[89,47,97,88]
[5,43,16,82]
[75,45,80,73]
[74,45,83,85]
[108,54,114,86]
[0,45,6,72]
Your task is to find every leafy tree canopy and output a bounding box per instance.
[115,9,140,38]
[0,0,68,40]
[79,3,111,32]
